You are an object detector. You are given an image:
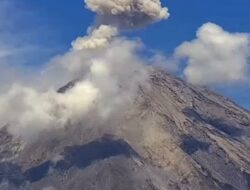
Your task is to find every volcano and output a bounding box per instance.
[0,69,250,190]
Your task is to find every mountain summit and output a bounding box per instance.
[0,69,250,190]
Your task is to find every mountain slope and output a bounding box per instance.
[0,69,250,190]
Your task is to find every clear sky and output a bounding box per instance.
[1,0,250,110]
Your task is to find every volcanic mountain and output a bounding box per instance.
[0,69,250,190]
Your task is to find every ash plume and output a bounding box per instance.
[85,0,169,29]
[72,25,118,50]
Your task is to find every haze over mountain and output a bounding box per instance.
[0,0,250,190]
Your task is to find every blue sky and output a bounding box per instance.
[1,0,250,110]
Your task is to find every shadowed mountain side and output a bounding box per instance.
[0,135,174,190]
[24,135,139,183]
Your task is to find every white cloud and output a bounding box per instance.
[175,23,250,85]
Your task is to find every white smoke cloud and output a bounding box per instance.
[175,23,250,85]
[0,0,169,141]
[85,0,169,28]
[0,35,149,141]
[0,81,98,140]
[49,37,149,118]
